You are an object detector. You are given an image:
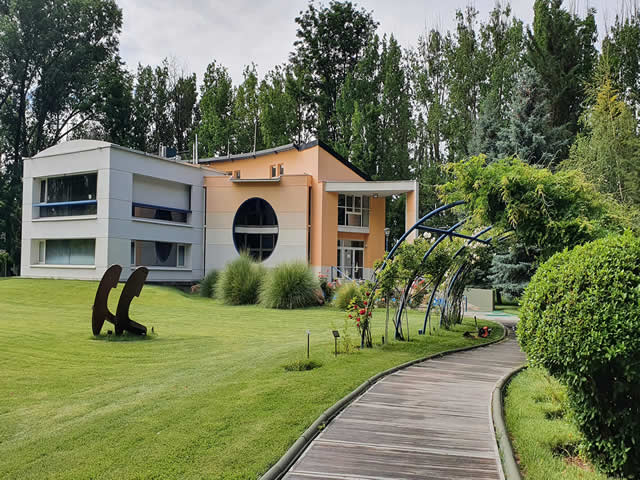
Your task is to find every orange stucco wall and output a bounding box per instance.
[203,174,311,271]
[203,145,405,275]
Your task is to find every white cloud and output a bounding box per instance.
[117,0,626,85]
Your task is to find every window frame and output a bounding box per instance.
[130,240,189,269]
[35,172,98,218]
[338,194,370,228]
[36,238,96,266]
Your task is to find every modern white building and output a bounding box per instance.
[21,140,223,282]
[22,139,418,283]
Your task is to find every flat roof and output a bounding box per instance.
[324,180,417,197]
[28,139,226,175]
[198,139,372,181]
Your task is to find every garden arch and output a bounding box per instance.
[368,201,503,343]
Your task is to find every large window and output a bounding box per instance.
[132,204,189,223]
[337,239,364,280]
[131,241,187,268]
[233,198,278,261]
[132,175,191,224]
[38,239,96,265]
[338,194,369,228]
[38,173,97,217]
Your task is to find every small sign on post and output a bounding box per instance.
[332,330,340,357]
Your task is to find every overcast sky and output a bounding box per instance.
[118,0,633,84]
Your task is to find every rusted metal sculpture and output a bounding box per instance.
[92,265,149,336]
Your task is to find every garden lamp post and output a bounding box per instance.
[384,227,391,252]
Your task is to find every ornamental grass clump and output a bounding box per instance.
[518,232,640,478]
[333,281,360,310]
[217,253,265,305]
[199,270,218,298]
[259,261,320,309]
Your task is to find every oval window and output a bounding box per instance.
[232,198,278,261]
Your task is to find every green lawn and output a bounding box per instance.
[495,304,521,316]
[0,278,502,479]
[504,367,614,480]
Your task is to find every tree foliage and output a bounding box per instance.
[564,71,640,207]
[290,1,378,143]
[439,155,633,260]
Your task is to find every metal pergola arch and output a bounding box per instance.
[370,201,495,342]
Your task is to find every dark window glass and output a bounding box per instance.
[133,240,187,267]
[233,198,278,261]
[40,173,97,217]
[132,205,188,223]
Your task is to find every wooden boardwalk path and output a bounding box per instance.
[283,332,525,480]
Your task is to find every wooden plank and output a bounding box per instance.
[283,337,526,480]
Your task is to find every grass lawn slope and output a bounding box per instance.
[0,278,501,479]
[504,368,615,480]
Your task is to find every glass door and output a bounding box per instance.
[337,240,365,280]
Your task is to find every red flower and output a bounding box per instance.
[368,312,372,317]
[348,314,352,318]
[363,300,368,306]
[365,291,370,296]
[359,308,366,315]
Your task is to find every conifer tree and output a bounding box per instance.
[497,65,569,166]
[489,242,537,300]
[564,70,640,207]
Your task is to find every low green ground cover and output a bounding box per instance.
[495,304,520,316]
[0,278,502,479]
[504,367,614,480]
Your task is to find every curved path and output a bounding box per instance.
[283,325,525,480]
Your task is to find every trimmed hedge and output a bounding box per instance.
[518,232,640,477]
[259,261,320,309]
[217,254,265,305]
[199,270,218,298]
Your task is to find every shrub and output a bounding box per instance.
[199,270,218,298]
[283,359,322,372]
[318,274,335,301]
[518,232,640,477]
[333,281,360,310]
[217,254,265,305]
[259,261,320,309]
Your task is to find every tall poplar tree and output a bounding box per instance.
[197,61,234,157]
[233,64,262,153]
[290,1,378,143]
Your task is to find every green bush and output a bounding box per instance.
[518,232,640,477]
[199,270,218,298]
[333,281,360,310]
[318,274,335,301]
[217,254,265,305]
[259,261,320,309]
[283,359,322,372]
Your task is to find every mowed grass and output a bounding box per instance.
[504,368,614,480]
[0,278,502,480]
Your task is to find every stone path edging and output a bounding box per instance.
[491,364,527,480]
[260,324,509,480]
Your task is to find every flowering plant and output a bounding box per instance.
[346,282,375,347]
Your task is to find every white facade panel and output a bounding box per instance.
[132,174,190,210]
[21,140,218,283]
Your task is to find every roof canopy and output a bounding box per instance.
[324,180,417,197]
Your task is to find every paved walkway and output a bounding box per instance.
[284,327,525,480]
